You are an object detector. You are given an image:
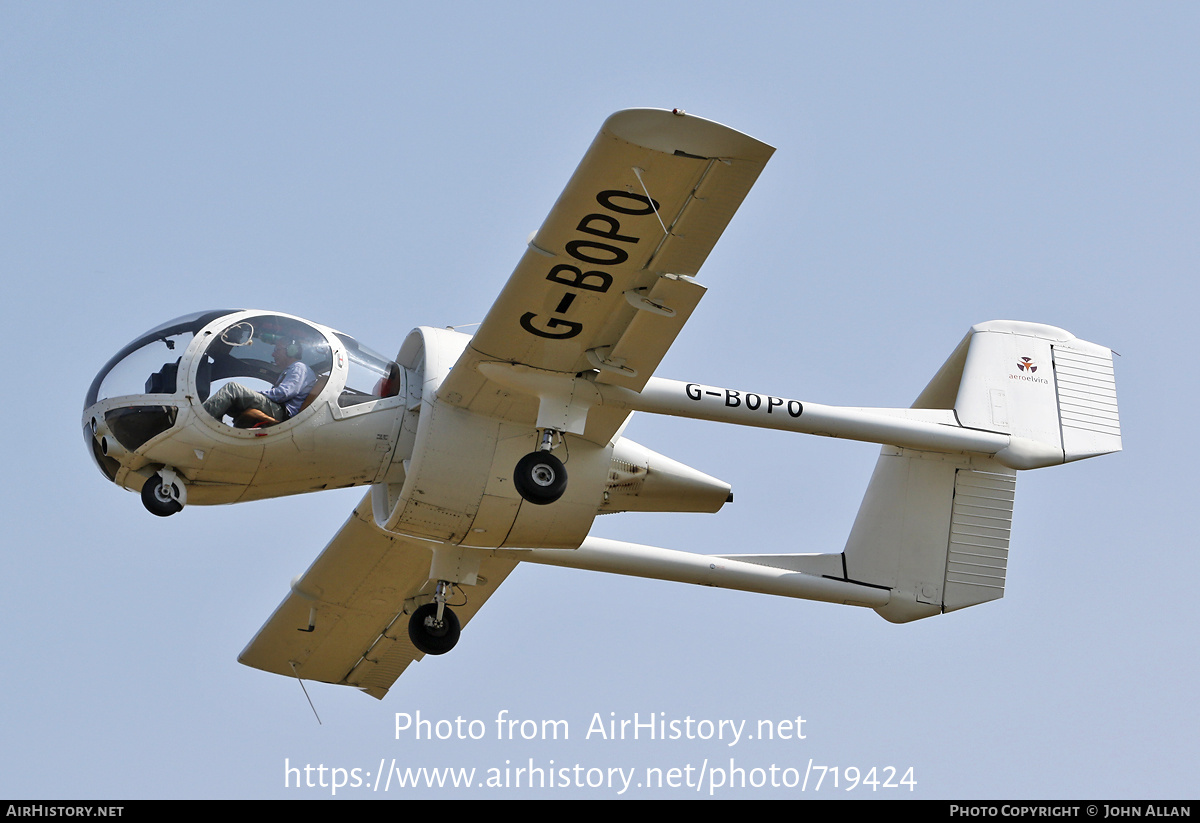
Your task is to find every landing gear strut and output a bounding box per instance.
[408,581,461,655]
[513,430,567,505]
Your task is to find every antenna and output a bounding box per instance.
[289,661,322,725]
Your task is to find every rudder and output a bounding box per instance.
[843,447,1016,623]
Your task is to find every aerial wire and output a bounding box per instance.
[631,166,669,236]
[290,661,322,725]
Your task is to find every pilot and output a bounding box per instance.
[203,339,317,427]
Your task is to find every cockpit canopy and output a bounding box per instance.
[86,310,402,415]
[196,314,334,420]
[87,310,232,407]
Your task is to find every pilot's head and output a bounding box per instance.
[272,339,303,367]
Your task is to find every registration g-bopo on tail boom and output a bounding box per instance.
[82,109,1121,698]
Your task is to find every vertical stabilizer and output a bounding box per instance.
[949,321,1121,464]
[843,447,1015,623]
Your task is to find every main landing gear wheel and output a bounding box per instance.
[141,474,182,517]
[513,450,567,505]
[408,602,461,655]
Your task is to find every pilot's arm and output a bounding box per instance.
[261,362,310,404]
[260,361,316,417]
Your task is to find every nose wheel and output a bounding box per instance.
[141,471,184,517]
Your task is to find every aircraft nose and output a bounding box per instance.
[84,404,179,480]
[101,405,179,451]
[84,415,120,481]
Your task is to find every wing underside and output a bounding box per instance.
[239,495,517,699]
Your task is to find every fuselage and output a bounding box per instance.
[83,309,411,506]
[84,310,731,547]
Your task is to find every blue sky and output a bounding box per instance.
[2,2,1197,798]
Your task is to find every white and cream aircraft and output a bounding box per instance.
[83,109,1121,699]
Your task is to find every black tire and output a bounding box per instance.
[513,451,568,505]
[408,603,461,655]
[141,474,182,517]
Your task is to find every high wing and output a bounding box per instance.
[239,111,770,696]
[239,495,517,699]
[438,108,774,445]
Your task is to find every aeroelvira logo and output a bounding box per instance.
[1010,356,1050,384]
